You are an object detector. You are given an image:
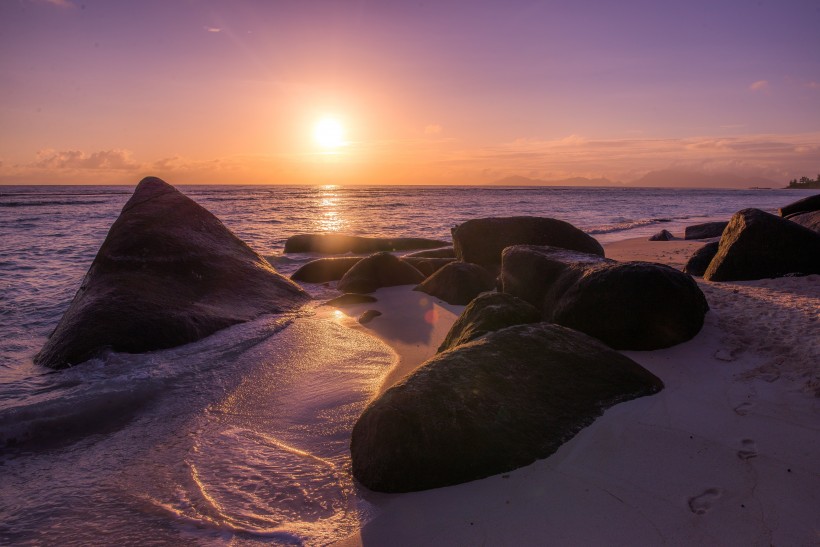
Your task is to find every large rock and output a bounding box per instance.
[451,216,604,268]
[683,241,720,277]
[786,210,820,233]
[684,221,728,240]
[704,208,820,281]
[350,323,663,492]
[501,245,708,350]
[404,246,456,258]
[779,193,820,217]
[413,262,496,305]
[337,252,425,293]
[437,292,540,352]
[35,177,309,370]
[290,257,362,282]
[400,257,455,277]
[284,234,448,254]
[549,261,709,350]
[501,245,610,309]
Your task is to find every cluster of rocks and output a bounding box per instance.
[680,195,820,280]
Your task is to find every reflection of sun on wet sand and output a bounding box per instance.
[334,236,820,547]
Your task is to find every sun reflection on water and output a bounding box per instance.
[315,186,347,233]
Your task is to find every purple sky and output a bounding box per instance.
[1,0,818,185]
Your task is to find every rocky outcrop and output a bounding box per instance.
[404,246,456,258]
[437,292,540,352]
[501,245,708,350]
[684,221,728,240]
[337,252,426,293]
[703,208,820,281]
[413,262,496,305]
[290,257,362,283]
[683,241,720,277]
[649,229,675,241]
[350,323,663,493]
[501,246,610,309]
[786,210,820,233]
[35,177,309,370]
[778,194,820,217]
[451,216,604,268]
[400,257,455,277]
[284,234,448,254]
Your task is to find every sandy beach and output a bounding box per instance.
[333,236,819,546]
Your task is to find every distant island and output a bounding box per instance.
[489,169,780,189]
[786,175,820,189]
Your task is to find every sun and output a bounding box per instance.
[313,117,346,148]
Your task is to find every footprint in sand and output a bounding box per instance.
[733,402,753,416]
[737,438,758,460]
[688,488,722,515]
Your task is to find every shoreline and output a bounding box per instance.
[331,236,819,546]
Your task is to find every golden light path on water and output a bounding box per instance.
[316,185,346,233]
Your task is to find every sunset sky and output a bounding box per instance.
[1,0,818,186]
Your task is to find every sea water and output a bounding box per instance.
[0,184,814,545]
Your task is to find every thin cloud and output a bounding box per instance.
[204,26,222,33]
[749,80,770,93]
[31,149,140,170]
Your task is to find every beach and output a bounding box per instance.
[333,235,819,546]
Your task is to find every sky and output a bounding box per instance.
[1,0,819,186]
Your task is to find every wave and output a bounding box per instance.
[585,217,672,235]
[0,200,110,208]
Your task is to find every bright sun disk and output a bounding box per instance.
[314,117,345,148]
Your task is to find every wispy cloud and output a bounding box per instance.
[749,80,770,93]
[31,149,140,170]
[204,26,222,33]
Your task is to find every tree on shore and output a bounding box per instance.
[786,175,820,189]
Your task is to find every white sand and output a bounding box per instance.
[331,238,820,546]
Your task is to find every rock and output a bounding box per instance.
[321,294,378,307]
[548,261,709,350]
[290,257,362,282]
[451,216,604,268]
[337,252,426,293]
[34,177,309,370]
[778,193,820,217]
[401,257,455,277]
[284,234,449,254]
[786,210,820,233]
[649,229,675,241]
[501,245,708,350]
[684,221,728,240]
[683,241,720,276]
[358,310,382,324]
[704,208,820,281]
[350,323,663,492]
[437,292,541,352]
[404,246,456,258]
[501,245,610,309]
[413,262,496,305]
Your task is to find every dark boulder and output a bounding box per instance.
[704,208,820,281]
[779,193,820,217]
[321,294,378,307]
[404,246,456,258]
[350,323,663,493]
[284,234,448,254]
[337,252,425,293]
[437,292,540,352]
[451,216,604,268]
[548,261,709,350]
[684,221,728,240]
[413,262,496,305]
[649,229,675,241]
[786,210,820,233]
[290,257,362,283]
[34,177,309,370]
[401,257,455,277]
[683,241,720,277]
[501,245,610,309]
[358,310,382,324]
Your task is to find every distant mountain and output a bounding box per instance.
[630,170,779,189]
[490,175,621,187]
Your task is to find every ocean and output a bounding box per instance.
[0,184,814,545]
